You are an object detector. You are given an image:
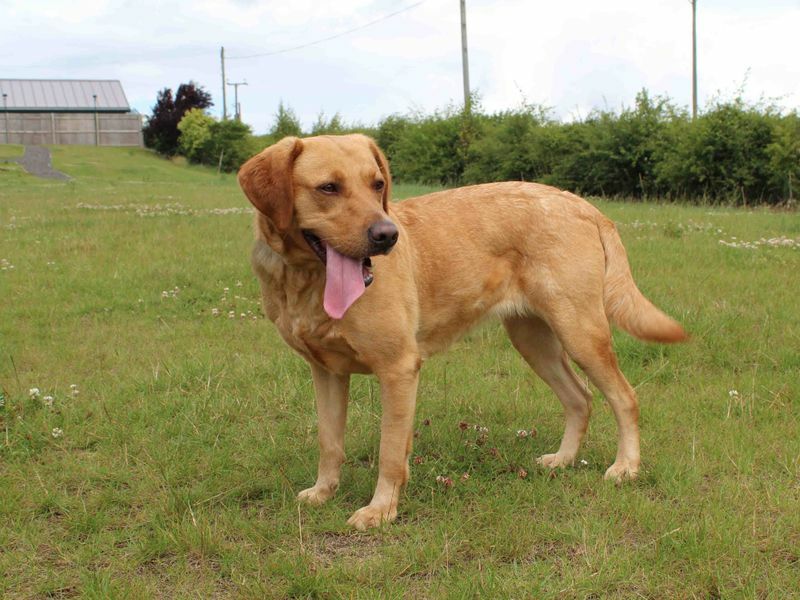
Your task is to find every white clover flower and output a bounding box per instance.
[228,311,235,319]
[161,291,169,298]
[211,308,220,316]
[728,389,740,398]
[43,395,54,408]
[70,384,79,398]
[51,427,63,438]
[580,459,589,466]
[29,387,41,399]
[516,429,528,438]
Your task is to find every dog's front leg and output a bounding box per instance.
[347,357,420,530]
[297,362,350,505]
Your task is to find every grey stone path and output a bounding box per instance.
[5,146,70,180]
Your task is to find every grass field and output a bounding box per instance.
[1,145,799,598]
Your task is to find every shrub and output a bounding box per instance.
[143,82,213,156]
[655,98,778,203]
[385,104,476,185]
[310,112,346,135]
[463,104,551,184]
[204,119,256,172]
[176,111,255,172]
[177,108,214,163]
[766,112,800,203]
[270,102,302,139]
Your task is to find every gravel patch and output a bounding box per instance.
[5,145,70,180]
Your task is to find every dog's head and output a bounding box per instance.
[238,134,397,268]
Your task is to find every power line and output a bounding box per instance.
[226,1,425,60]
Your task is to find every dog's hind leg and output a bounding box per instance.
[546,311,641,482]
[298,363,350,505]
[503,315,594,470]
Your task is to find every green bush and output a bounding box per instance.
[655,98,777,203]
[766,112,800,203]
[463,104,550,184]
[385,104,477,185]
[176,112,255,173]
[177,108,214,163]
[270,102,302,139]
[205,119,256,172]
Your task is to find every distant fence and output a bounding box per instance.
[0,112,143,146]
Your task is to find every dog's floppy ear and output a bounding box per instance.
[238,137,303,232]
[366,137,392,211]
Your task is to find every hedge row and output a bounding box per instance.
[373,91,799,205]
[176,91,798,205]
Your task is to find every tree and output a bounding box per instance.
[143,82,213,156]
[311,111,346,135]
[177,108,214,163]
[204,118,255,172]
[270,101,302,139]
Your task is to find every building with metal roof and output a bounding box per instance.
[0,79,132,112]
[1,79,142,146]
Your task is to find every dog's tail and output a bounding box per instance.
[597,215,688,343]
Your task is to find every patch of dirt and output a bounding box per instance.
[309,531,384,566]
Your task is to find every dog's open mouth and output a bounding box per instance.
[303,230,373,320]
[302,230,374,286]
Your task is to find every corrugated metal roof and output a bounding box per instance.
[0,79,131,112]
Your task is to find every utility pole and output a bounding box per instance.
[226,80,248,121]
[460,0,471,113]
[691,0,698,119]
[220,46,228,120]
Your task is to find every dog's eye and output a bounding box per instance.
[318,183,338,194]
[374,180,385,192]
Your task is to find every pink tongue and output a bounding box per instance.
[323,244,365,319]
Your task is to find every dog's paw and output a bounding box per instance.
[346,504,397,531]
[297,483,337,506]
[536,453,575,469]
[603,460,639,483]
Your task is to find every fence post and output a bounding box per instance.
[2,93,8,144]
[93,94,99,146]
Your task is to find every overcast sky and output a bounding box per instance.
[2,0,798,134]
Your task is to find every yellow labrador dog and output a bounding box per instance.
[238,134,686,530]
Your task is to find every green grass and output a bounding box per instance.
[0,143,23,159]
[0,144,24,178]
[1,145,799,598]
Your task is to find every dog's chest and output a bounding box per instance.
[259,264,369,375]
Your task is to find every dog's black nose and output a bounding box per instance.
[367,220,399,254]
